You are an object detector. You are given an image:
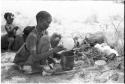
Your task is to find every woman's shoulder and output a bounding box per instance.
[26,29,37,41]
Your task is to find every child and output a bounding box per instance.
[4,12,19,51]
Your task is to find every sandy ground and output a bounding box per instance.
[1,52,124,83]
[1,1,124,83]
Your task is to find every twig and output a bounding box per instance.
[100,69,113,74]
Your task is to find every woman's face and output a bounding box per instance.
[37,17,52,31]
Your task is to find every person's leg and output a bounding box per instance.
[31,62,43,73]
[23,60,43,74]
[13,53,26,71]
[24,35,51,65]
[22,54,41,74]
[23,35,51,74]
[8,37,14,51]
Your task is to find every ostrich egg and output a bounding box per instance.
[59,37,75,50]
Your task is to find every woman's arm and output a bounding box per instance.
[25,33,64,65]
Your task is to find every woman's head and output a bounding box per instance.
[36,11,52,31]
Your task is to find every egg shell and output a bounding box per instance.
[59,37,75,50]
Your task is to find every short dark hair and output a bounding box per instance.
[50,33,62,48]
[4,12,14,20]
[36,11,52,23]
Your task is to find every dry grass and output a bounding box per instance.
[103,16,124,56]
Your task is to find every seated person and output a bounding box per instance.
[4,12,19,51]
[13,11,64,74]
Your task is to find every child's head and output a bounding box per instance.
[4,12,14,24]
[36,11,52,31]
[50,33,62,48]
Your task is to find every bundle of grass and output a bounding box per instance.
[79,40,91,52]
[84,32,106,47]
[83,47,104,66]
[115,56,124,72]
[107,56,124,71]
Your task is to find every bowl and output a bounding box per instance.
[95,60,107,69]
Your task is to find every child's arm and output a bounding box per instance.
[13,26,19,35]
[5,25,17,33]
[5,25,11,33]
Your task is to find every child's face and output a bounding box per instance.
[6,15,14,24]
